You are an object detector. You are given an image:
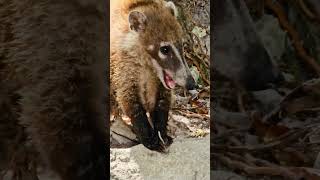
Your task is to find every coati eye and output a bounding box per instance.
[160,45,170,55]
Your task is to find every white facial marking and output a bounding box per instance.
[148,45,154,51]
[160,41,170,46]
[151,58,166,88]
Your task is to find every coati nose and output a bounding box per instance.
[186,76,197,90]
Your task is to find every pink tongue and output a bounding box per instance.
[165,73,176,89]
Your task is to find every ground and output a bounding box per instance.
[111,136,210,180]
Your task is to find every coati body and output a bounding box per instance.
[110,0,196,151]
[0,0,107,179]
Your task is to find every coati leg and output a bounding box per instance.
[117,85,164,151]
[151,87,173,147]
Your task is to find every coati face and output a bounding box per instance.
[127,1,197,90]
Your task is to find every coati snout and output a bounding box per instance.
[128,4,197,91]
[148,41,197,91]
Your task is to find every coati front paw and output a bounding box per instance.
[157,131,173,147]
[139,132,173,153]
[139,133,163,152]
[130,109,172,152]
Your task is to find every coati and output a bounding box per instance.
[110,0,197,151]
[0,0,107,180]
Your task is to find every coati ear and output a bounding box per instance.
[128,11,147,33]
[165,1,178,18]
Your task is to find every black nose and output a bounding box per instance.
[186,76,197,90]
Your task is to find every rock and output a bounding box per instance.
[255,14,286,62]
[111,149,143,180]
[110,136,210,180]
[314,152,320,169]
[245,134,260,146]
[214,108,251,129]
[282,72,295,83]
[110,117,138,148]
[252,89,283,112]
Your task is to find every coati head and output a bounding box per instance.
[127,1,197,90]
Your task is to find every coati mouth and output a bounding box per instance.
[163,70,176,89]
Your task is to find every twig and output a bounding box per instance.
[226,152,257,167]
[214,152,320,179]
[212,128,307,153]
[265,0,320,76]
[111,130,139,144]
[192,34,210,65]
[263,78,320,123]
[185,52,210,85]
[298,0,316,19]
[237,90,246,113]
[212,153,299,179]
[174,109,209,120]
[213,128,249,142]
[244,154,276,167]
[178,5,209,87]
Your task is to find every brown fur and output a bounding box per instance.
[0,0,107,179]
[110,0,181,113]
[110,0,185,151]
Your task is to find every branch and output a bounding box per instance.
[265,0,320,76]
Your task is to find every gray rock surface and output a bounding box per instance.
[314,152,320,169]
[110,136,210,180]
[255,14,286,62]
[253,89,283,112]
